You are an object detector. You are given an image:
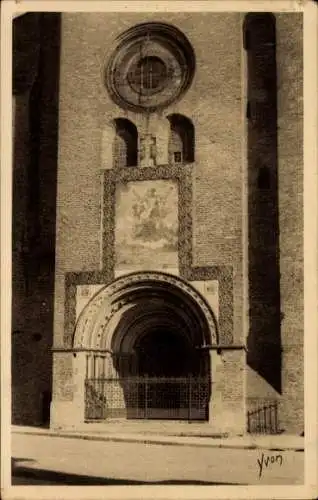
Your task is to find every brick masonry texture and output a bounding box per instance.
[246,14,303,430]
[55,12,244,346]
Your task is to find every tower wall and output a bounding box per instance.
[11,12,303,433]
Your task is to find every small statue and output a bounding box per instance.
[139,134,157,167]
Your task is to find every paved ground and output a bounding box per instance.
[12,424,305,450]
[11,433,304,486]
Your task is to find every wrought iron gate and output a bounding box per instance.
[247,401,280,434]
[84,351,210,421]
[85,376,209,421]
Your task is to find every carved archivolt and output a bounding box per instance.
[73,271,218,351]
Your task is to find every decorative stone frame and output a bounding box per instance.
[63,163,234,348]
[101,164,193,275]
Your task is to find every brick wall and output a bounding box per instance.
[245,13,303,433]
[54,12,244,346]
[276,13,303,433]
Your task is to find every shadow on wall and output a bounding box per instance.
[244,12,282,394]
[11,13,61,425]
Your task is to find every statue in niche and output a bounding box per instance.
[139,134,157,167]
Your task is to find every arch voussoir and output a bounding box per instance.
[73,271,218,351]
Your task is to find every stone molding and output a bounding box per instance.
[104,22,196,112]
[72,271,219,350]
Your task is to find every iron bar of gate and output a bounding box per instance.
[247,402,279,434]
[274,401,278,432]
[85,376,210,421]
[188,376,192,420]
[145,375,148,419]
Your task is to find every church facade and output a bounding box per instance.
[12,11,303,434]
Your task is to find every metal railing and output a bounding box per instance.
[247,401,280,434]
[85,376,209,421]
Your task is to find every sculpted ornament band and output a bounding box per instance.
[73,271,218,350]
[104,22,196,112]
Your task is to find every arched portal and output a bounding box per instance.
[74,272,217,421]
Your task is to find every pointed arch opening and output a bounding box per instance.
[113,118,138,168]
[167,114,195,164]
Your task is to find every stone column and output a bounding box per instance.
[219,349,246,435]
[208,349,246,435]
[208,350,224,429]
[51,351,86,429]
[72,351,87,424]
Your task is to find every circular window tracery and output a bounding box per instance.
[105,23,195,112]
[128,56,168,94]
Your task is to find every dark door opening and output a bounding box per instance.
[135,328,197,377]
[131,328,207,419]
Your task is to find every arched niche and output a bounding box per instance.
[167,114,195,164]
[113,118,138,168]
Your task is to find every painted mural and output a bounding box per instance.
[115,180,178,271]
